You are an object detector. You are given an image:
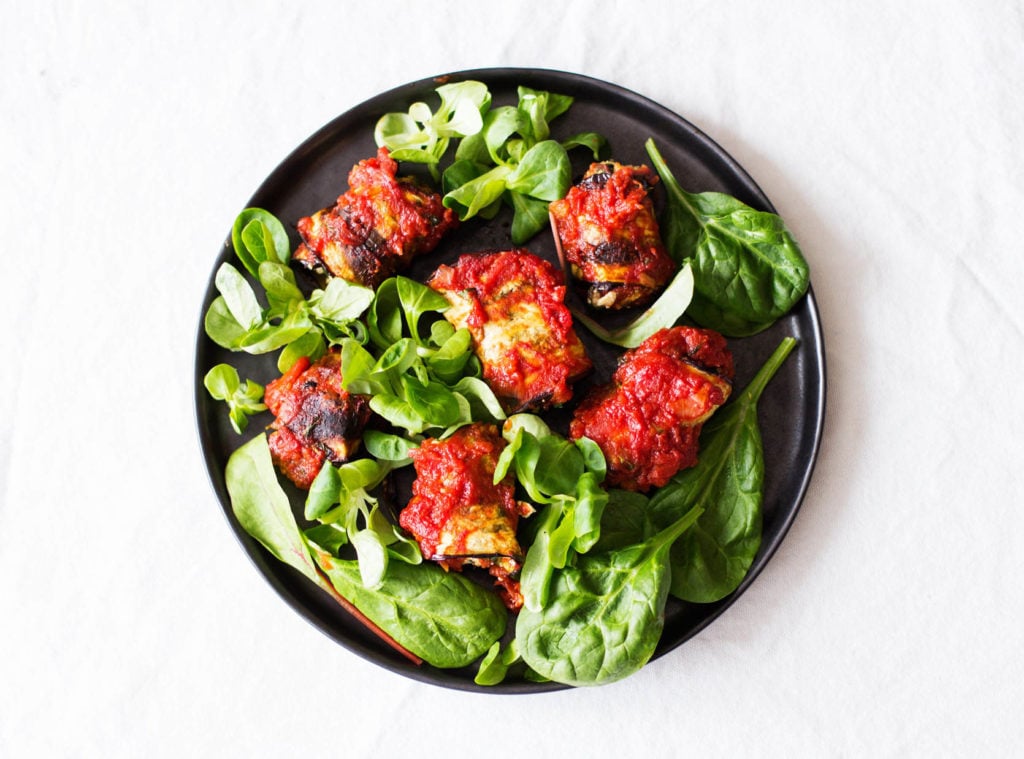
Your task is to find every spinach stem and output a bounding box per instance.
[742,337,797,403]
[649,504,704,553]
[644,138,702,224]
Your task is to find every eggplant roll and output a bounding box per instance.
[569,326,734,492]
[399,423,533,610]
[549,161,676,309]
[428,249,592,413]
[263,351,372,489]
[293,147,457,288]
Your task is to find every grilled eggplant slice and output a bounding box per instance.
[399,423,533,610]
[570,326,734,492]
[293,147,457,288]
[428,249,592,413]
[263,351,372,489]
[549,161,676,309]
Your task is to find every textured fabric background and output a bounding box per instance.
[2,1,1022,756]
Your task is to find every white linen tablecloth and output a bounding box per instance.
[2,1,1022,756]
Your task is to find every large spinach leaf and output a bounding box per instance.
[648,337,796,602]
[516,505,703,687]
[315,556,506,670]
[645,139,809,336]
[590,489,656,552]
[224,434,505,668]
[226,434,326,586]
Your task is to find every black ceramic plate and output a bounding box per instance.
[195,68,826,693]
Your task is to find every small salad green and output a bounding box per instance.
[205,210,374,374]
[202,363,266,434]
[376,81,606,243]
[494,414,609,612]
[339,275,505,437]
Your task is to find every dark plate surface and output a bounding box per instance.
[194,68,826,693]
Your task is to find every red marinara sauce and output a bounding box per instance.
[399,423,520,559]
[428,250,592,412]
[570,326,734,492]
[294,147,457,287]
[549,161,675,309]
[333,147,454,256]
[263,352,371,489]
[399,423,531,610]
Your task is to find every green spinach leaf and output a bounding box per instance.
[474,639,523,686]
[224,432,505,668]
[646,138,809,336]
[516,504,703,686]
[225,434,328,586]
[649,337,796,602]
[316,555,507,669]
[591,489,656,553]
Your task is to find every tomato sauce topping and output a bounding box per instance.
[294,147,457,287]
[264,352,372,489]
[549,161,676,308]
[428,250,592,412]
[570,326,734,492]
[399,423,531,610]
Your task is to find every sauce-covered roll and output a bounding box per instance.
[428,249,592,413]
[399,423,533,611]
[570,326,734,492]
[294,147,458,288]
[263,351,372,490]
[549,161,676,309]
